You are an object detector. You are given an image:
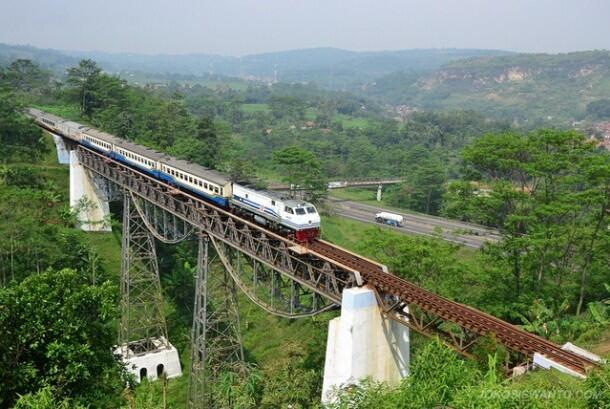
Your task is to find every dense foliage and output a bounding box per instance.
[0,63,47,162]
[0,269,122,408]
[442,130,610,332]
[328,340,610,409]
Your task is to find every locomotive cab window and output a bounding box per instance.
[307,207,316,214]
[295,208,306,215]
[285,207,294,214]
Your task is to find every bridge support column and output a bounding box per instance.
[113,194,181,383]
[51,133,70,164]
[69,150,111,231]
[187,234,244,408]
[321,287,409,404]
[376,184,383,201]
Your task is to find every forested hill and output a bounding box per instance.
[64,47,512,88]
[365,50,610,125]
[0,43,510,88]
[0,43,78,71]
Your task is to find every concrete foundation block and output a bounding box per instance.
[562,342,603,363]
[533,353,585,379]
[69,150,111,232]
[533,343,602,379]
[321,286,409,404]
[114,337,182,383]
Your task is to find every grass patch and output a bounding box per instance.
[86,229,122,279]
[321,215,381,251]
[31,103,81,121]
[333,113,372,129]
[241,103,270,114]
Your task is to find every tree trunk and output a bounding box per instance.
[576,199,608,315]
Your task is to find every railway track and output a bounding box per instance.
[306,240,599,375]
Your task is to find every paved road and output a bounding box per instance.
[327,198,501,249]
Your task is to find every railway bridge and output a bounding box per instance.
[40,117,600,407]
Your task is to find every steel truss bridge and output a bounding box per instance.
[40,122,600,405]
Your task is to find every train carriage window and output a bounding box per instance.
[204,183,208,189]
[271,200,275,206]
[214,187,219,194]
[189,176,193,183]
[285,207,294,214]
[220,188,224,195]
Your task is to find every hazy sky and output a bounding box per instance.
[1,0,609,56]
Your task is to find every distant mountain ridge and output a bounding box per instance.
[0,43,78,71]
[0,43,511,88]
[65,47,513,88]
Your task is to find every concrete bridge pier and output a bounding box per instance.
[376,184,383,201]
[69,150,111,232]
[51,133,70,164]
[321,286,410,404]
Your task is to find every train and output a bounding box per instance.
[27,108,321,242]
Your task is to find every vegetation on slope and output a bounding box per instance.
[366,50,610,125]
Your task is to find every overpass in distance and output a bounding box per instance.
[30,110,600,405]
[268,177,403,192]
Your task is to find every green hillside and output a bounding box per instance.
[366,50,610,125]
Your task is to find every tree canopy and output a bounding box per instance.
[0,269,122,408]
